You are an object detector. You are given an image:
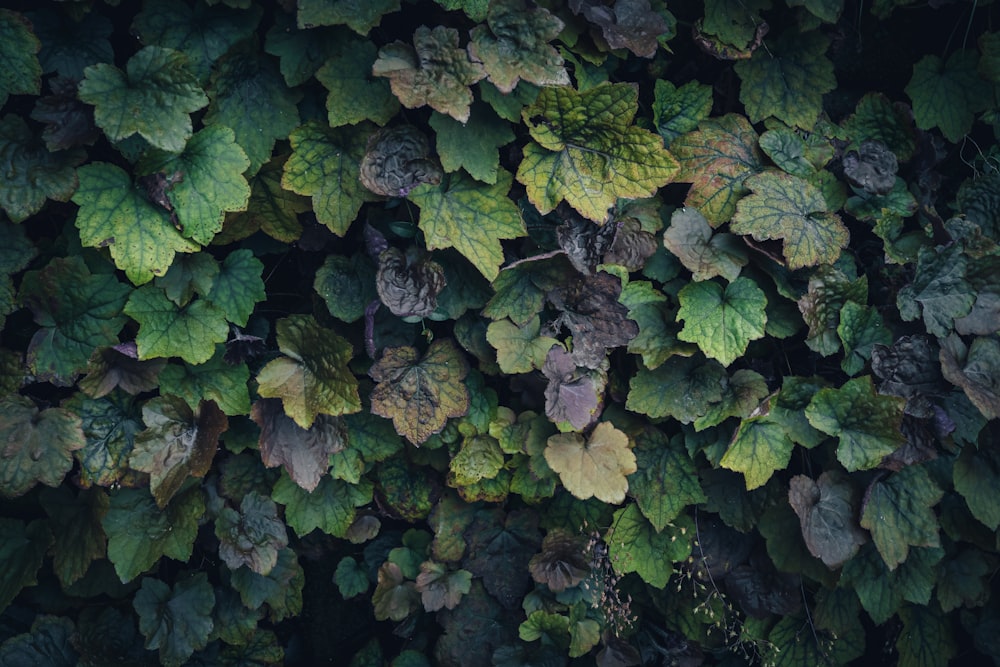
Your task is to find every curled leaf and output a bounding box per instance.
[372,25,486,122]
[569,0,671,58]
[468,0,569,93]
[375,247,447,319]
[842,140,898,195]
[359,125,442,197]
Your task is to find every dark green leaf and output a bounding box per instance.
[0,395,85,497]
[19,256,129,383]
[134,572,215,667]
[860,464,943,570]
[79,46,206,152]
[102,485,205,583]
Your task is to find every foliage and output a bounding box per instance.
[0,2,998,666]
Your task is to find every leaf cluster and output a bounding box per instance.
[0,1,999,666]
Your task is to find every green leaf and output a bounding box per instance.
[0,614,77,666]
[251,399,348,492]
[937,547,993,612]
[334,556,369,599]
[19,256,130,383]
[734,31,836,129]
[409,170,525,281]
[544,422,637,504]
[468,0,569,93]
[125,285,229,365]
[272,472,372,539]
[373,25,485,122]
[606,504,692,588]
[158,350,250,417]
[676,277,767,367]
[223,154,309,243]
[429,104,515,185]
[483,264,548,326]
[129,396,227,508]
[156,252,218,306]
[897,245,975,338]
[215,491,288,575]
[798,264,869,356]
[517,83,679,221]
[626,355,727,422]
[788,471,867,568]
[316,39,398,126]
[763,613,864,667]
[256,315,360,428]
[0,519,51,628]
[206,249,265,328]
[136,126,250,246]
[264,14,342,87]
[663,206,747,282]
[78,45,206,152]
[282,120,373,237]
[449,435,505,488]
[39,486,108,588]
[228,547,304,621]
[653,80,713,146]
[314,254,377,324]
[758,128,816,178]
[897,603,957,667]
[628,429,706,531]
[0,395,84,497]
[72,162,200,285]
[954,440,1000,530]
[519,609,570,646]
[486,315,558,374]
[701,0,771,48]
[841,92,917,162]
[134,572,215,667]
[721,407,796,490]
[0,10,41,107]
[102,485,205,583]
[415,561,472,611]
[940,334,1000,420]
[67,391,144,488]
[694,368,770,431]
[204,43,301,175]
[369,339,470,445]
[840,543,941,623]
[297,0,400,34]
[0,114,84,222]
[672,113,763,226]
[131,0,261,83]
[373,561,420,621]
[434,0,489,21]
[838,301,892,376]
[805,375,906,471]
[860,464,943,570]
[731,170,849,269]
[905,50,989,143]
[429,491,479,562]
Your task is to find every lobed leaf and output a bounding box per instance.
[677,277,767,367]
[255,314,360,429]
[78,46,206,153]
[672,114,763,226]
[731,170,849,269]
[369,339,470,445]
[72,163,200,285]
[518,83,679,222]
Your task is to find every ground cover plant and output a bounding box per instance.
[0,0,998,664]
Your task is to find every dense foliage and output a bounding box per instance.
[0,0,998,665]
